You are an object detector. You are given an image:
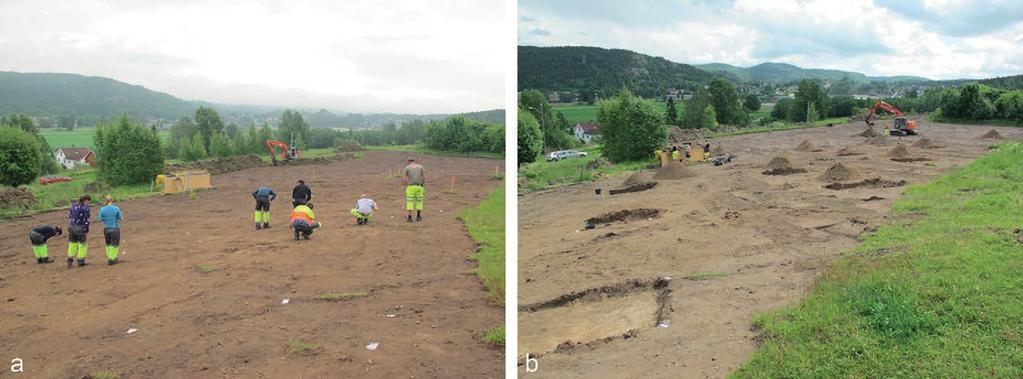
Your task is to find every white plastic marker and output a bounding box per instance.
[126,328,138,334]
[282,298,290,305]
[366,342,379,351]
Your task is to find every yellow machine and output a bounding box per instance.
[159,170,212,194]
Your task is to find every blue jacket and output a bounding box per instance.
[252,187,277,200]
[99,205,122,229]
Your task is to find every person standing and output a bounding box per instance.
[252,186,277,230]
[29,225,62,264]
[98,195,123,265]
[67,195,92,267]
[403,158,425,222]
[350,194,378,225]
[292,179,312,207]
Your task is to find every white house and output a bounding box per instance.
[54,147,95,169]
[574,122,601,144]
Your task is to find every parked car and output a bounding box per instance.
[39,175,72,185]
[546,150,588,161]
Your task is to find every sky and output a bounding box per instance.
[0,0,505,114]
[519,0,1023,80]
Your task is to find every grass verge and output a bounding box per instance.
[459,184,505,302]
[482,326,505,346]
[287,339,320,354]
[928,114,1023,127]
[732,142,1023,378]
[365,144,503,159]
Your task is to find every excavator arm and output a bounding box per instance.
[865,100,904,126]
[266,140,299,166]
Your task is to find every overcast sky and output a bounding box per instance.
[519,0,1023,80]
[0,0,505,114]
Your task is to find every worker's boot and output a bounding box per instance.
[107,258,119,266]
[263,222,271,229]
[38,257,53,264]
[66,257,74,268]
[416,212,422,222]
[76,259,88,267]
[293,230,301,241]
[302,233,311,240]
[363,218,370,225]
[406,215,413,223]
[255,223,262,230]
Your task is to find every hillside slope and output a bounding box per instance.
[0,71,197,119]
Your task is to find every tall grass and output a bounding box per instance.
[733,143,1023,378]
[1,168,155,219]
[518,146,650,192]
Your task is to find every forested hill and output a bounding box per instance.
[0,71,197,119]
[980,74,1023,90]
[518,45,717,98]
[694,62,930,83]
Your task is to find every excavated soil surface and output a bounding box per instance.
[761,156,806,175]
[818,162,859,182]
[911,138,939,149]
[0,151,503,378]
[981,129,1005,139]
[654,162,696,180]
[610,182,658,195]
[824,177,908,190]
[519,121,1017,378]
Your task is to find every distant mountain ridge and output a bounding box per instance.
[694,62,931,83]
[0,71,502,127]
[518,45,716,97]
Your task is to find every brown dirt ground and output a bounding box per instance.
[518,120,1019,378]
[0,151,503,378]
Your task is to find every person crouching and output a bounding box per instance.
[289,202,321,240]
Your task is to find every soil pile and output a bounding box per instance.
[794,139,816,152]
[0,187,37,209]
[910,138,938,149]
[886,144,912,158]
[818,162,859,182]
[980,130,1004,139]
[668,127,710,144]
[762,156,806,176]
[654,162,696,180]
[857,128,878,137]
[335,139,364,152]
[165,155,266,175]
[586,208,661,225]
[623,172,654,186]
[279,152,359,166]
[866,134,888,146]
[836,146,863,156]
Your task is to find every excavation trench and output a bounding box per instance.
[518,279,672,357]
[824,178,907,190]
[610,182,658,195]
[586,208,662,225]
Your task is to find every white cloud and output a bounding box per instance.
[0,0,505,114]
[519,0,1023,80]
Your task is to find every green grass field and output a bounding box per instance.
[733,143,1023,378]
[40,127,170,150]
[0,168,156,219]
[518,145,650,192]
[365,144,503,159]
[552,99,668,125]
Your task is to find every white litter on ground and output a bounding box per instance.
[281,298,290,304]
[126,328,138,334]
[366,342,379,351]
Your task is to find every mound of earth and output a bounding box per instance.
[165,155,266,175]
[623,172,655,187]
[836,146,863,156]
[335,139,364,152]
[667,127,710,144]
[586,208,661,225]
[856,128,878,137]
[910,138,938,149]
[794,139,817,152]
[762,156,806,176]
[0,187,36,209]
[279,152,359,166]
[654,162,696,180]
[980,130,1004,139]
[865,134,888,146]
[818,162,859,182]
[886,144,912,158]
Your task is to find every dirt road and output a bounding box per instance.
[0,151,503,378]
[518,121,1019,378]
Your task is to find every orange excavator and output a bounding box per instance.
[866,100,917,136]
[266,140,300,166]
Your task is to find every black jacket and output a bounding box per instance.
[292,184,312,201]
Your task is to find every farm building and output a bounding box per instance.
[54,147,95,169]
[574,122,601,144]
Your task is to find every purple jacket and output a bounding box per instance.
[69,203,90,231]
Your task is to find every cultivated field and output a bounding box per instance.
[517,120,1019,378]
[0,151,503,378]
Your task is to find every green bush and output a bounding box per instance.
[0,127,43,186]
[517,108,543,165]
[598,89,666,163]
[94,115,164,185]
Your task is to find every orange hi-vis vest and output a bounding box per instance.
[289,205,315,225]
